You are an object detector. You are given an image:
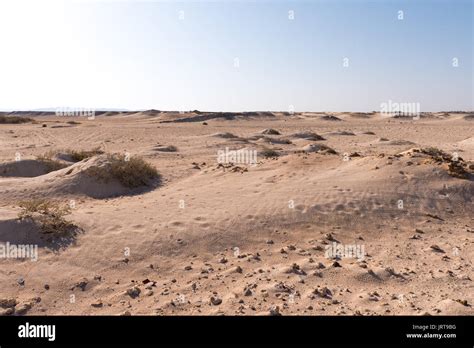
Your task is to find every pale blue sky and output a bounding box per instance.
[0,0,472,111]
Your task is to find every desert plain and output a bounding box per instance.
[0,110,473,315]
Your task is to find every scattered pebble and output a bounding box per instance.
[210,296,222,306]
[126,286,141,299]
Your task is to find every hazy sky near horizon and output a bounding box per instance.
[0,0,472,112]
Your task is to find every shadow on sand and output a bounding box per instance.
[0,219,82,252]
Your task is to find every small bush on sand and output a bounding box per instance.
[420,147,458,162]
[86,154,160,188]
[260,148,280,158]
[67,148,104,162]
[415,147,470,179]
[421,147,446,158]
[0,115,34,124]
[36,152,68,172]
[18,199,76,234]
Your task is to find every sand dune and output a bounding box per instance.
[0,111,472,316]
[0,155,160,201]
[289,131,326,141]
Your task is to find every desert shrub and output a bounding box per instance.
[421,147,445,157]
[0,116,34,124]
[67,147,104,162]
[86,154,160,188]
[420,147,455,162]
[67,121,81,125]
[260,148,280,158]
[18,199,75,234]
[448,161,469,179]
[36,152,68,172]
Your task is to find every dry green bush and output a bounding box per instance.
[66,147,104,162]
[421,147,448,159]
[18,199,76,234]
[86,153,160,188]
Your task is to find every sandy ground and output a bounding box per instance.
[0,111,473,316]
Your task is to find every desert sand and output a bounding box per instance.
[0,110,473,315]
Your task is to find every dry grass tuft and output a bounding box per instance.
[18,199,76,235]
[86,153,160,188]
[67,148,104,162]
[36,152,68,172]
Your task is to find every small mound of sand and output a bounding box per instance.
[83,154,160,190]
[161,111,275,124]
[253,136,291,145]
[326,130,355,136]
[254,137,269,144]
[52,159,133,198]
[260,128,281,135]
[102,111,121,117]
[142,109,161,116]
[386,140,416,146]
[153,145,178,152]
[349,112,375,118]
[321,115,342,121]
[211,132,239,139]
[290,132,325,141]
[247,135,265,141]
[5,155,162,199]
[300,144,337,154]
[271,138,292,145]
[260,147,280,158]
